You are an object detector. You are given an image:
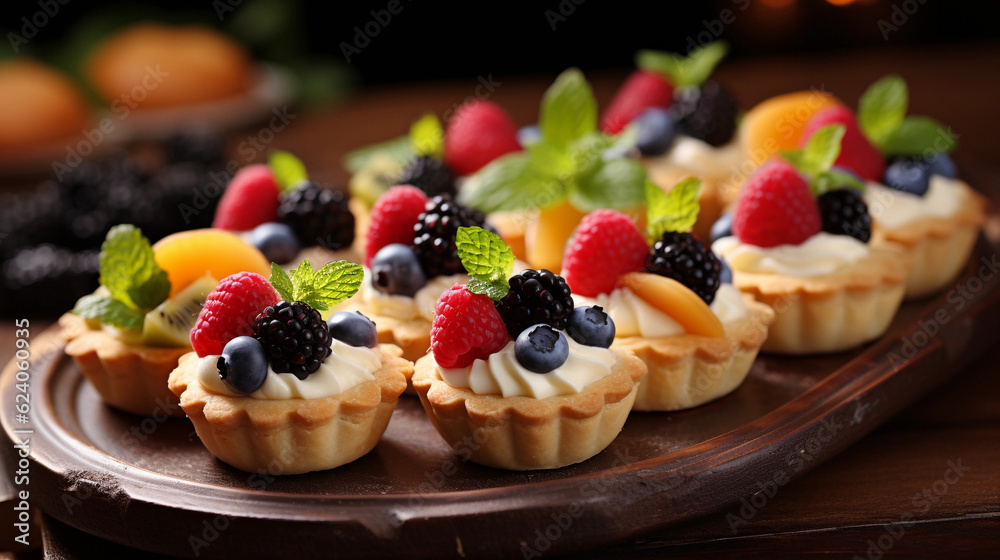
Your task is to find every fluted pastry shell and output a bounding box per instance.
[730,244,911,354]
[615,296,774,411]
[870,182,987,300]
[411,348,646,471]
[60,313,187,417]
[168,344,410,474]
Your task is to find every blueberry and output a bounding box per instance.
[883,157,932,196]
[249,222,299,265]
[327,311,378,348]
[217,336,268,395]
[518,125,542,147]
[515,324,570,373]
[927,153,957,179]
[710,213,733,243]
[371,244,427,296]
[633,108,678,157]
[566,306,615,348]
[719,258,733,285]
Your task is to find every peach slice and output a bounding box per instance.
[153,229,270,297]
[525,200,587,272]
[619,272,724,338]
[740,90,842,169]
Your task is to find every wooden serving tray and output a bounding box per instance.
[3,169,998,558]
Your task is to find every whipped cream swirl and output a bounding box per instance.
[864,175,965,230]
[713,232,868,276]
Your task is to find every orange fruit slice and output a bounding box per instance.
[619,272,724,338]
[525,200,587,271]
[153,229,270,297]
[740,90,842,169]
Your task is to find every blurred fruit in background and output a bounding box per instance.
[0,60,91,154]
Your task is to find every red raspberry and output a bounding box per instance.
[600,70,674,134]
[562,209,649,297]
[191,272,280,357]
[444,100,521,176]
[430,284,510,368]
[365,185,428,267]
[212,164,281,231]
[799,106,885,182]
[732,159,821,248]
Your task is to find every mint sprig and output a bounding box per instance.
[73,224,170,331]
[781,124,864,196]
[269,151,309,192]
[456,226,514,301]
[460,68,647,214]
[410,113,444,158]
[645,178,702,242]
[857,75,957,156]
[269,259,363,311]
[636,41,729,87]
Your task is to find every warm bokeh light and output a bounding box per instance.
[760,0,796,7]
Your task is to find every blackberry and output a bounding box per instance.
[411,194,487,278]
[495,269,574,338]
[645,232,722,304]
[1,246,99,316]
[818,189,871,243]
[671,80,738,147]
[397,155,456,197]
[277,181,356,249]
[252,301,332,380]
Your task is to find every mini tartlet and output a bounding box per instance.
[412,227,646,470]
[713,136,911,355]
[562,182,774,411]
[170,260,410,474]
[63,226,270,416]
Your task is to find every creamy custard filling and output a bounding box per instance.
[437,338,616,399]
[864,175,965,230]
[197,339,381,399]
[713,232,869,276]
[646,135,744,180]
[357,267,468,322]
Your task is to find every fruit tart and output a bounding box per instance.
[411,227,646,470]
[168,260,410,474]
[712,125,911,354]
[821,76,986,300]
[213,151,364,268]
[62,225,270,416]
[562,179,774,411]
[603,43,744,240]
[332,185,493,363]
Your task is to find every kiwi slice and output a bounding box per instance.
[142,275,218,347]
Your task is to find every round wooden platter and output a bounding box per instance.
[2,240,999,560]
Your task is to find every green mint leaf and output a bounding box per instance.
[99,224,169,312]
[881,116,957,156]
[780,124,845,179]
[289,259,316,302]
[569,157,647,212]
[858,74,908,148]
[645,178,702,241]
[343,135,412,173]
[466,277,511,301]
[269,151,309,192]
[410,113,444,158]
[528,140,575,176]
[269,263,294,302]
[569,133,616,178]
[636,41,728,87]
[813,169,866,197]
[73,294,145,331]
[459,153,567,213]
[539,68,597,148]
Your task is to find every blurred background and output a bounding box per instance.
[0,0,998,317]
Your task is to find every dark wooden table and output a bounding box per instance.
[2,42,998,558]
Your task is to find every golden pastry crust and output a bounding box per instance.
[871,183,987,300]
[411,348,646,470]
[731,244,911,354]
[60,313,187,417]
[168,345,410,474]
[616,296,775,411]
